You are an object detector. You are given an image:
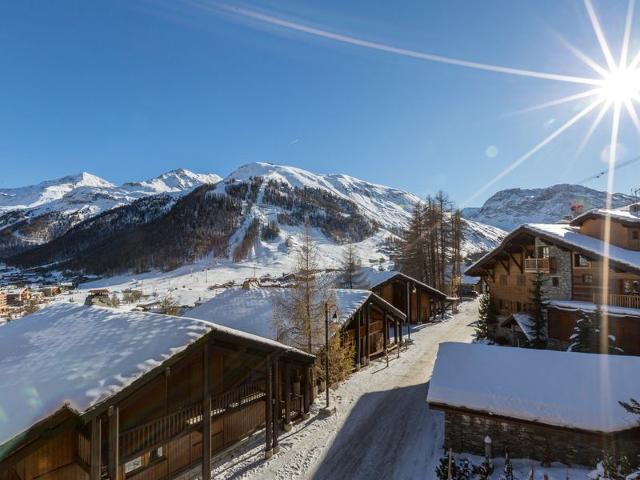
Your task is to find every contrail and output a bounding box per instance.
[187,0,601,87]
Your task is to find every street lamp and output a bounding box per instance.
[322,303,338,416]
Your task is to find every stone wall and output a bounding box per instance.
[534,238,572,300]
[443,410,640,467]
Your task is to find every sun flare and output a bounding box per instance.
[598,66,640,103]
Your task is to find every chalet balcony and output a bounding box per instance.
[594,293,640,310]
[524,257,551,273]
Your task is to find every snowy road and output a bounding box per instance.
[211,299,478,480]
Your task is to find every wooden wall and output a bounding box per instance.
[579,218,640,251]
[11,428,87,480]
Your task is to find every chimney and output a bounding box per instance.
[570,201,585,218]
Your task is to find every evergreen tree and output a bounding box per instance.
[435,451,458,480]
[528,271,547,349]
[501,451,514,480]
[568,311,596,352]
[474,293,498,341]
[340,244,363,289]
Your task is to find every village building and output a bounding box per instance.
[0,291,7,315]
[186,286,406,369]
[355,269,450,325]
[40,285,61,297]
[0,303,315,480]
[465,204,640,353]
[5,287,32,307]
[427,342,640,467]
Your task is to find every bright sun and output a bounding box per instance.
[599,67,640,103]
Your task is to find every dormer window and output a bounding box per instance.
[574,253,590,268]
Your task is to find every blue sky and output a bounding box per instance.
[1,0,639,205]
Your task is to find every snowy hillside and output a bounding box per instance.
[462,184,637,231]
[0,169,221,256]
[6,162,505,280]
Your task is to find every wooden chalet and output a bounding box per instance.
[5,288,31,306]
[0,303,315,480]
[332,289,406,369]
[358,269,449,327]
[428,343,640,466]
[186,287,406,371]
[466,204,640,353]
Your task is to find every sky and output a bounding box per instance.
[1,0,639,206]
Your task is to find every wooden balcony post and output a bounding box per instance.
[272,358,280,454]
[382,311,388,350]
[265,358,273,459]
[108,406,119,480]
[302,365,310,418]
[355,309,361,370]
[284,363,292,431]
[90,416,101,480]
[202,342,211,479]
[365,302,371,365]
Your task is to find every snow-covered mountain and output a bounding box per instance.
[0,169,221,256]
[462,184,637,232]
[8,162,506,274]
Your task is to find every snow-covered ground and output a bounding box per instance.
[201,300,478,479]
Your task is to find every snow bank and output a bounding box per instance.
[427,342,640,433]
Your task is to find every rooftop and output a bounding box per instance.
[428,342,640,433]
[0,303,311,452]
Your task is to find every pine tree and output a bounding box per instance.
[568,311,596,352]
[501,451,514,480]
[435,450,458,480]
[474,293,492,340]
[340,244,363,289]
[528,271,547,349]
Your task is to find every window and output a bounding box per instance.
[538,246,550,258]
[574,253,590,268]
[552,277,559,287]
[125,456,143,474]
[583,274,593,284]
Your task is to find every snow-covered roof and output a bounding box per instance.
[527,223,640,272]
[187,288,284,340]
[466,223,640,276]
[427,342,640,433]
[0,303,311,450]
[548,299,640,318]
[501,312,535,340]
[186,287,376,341]
[571,205,640,226]
[461,275,480,285]
[357,268,448,299]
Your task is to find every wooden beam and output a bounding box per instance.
[507,251,523,274]
[90,416,101,480]
[355,309,361,370]
[284,362,291,431]
[365,302,371,365]
[272,359,280,454]
[108,406,119,480]
[264,358,273,459]
[383,310,388,350]
[498,257,510,274]
[202,342,211,480]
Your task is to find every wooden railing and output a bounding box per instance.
[524,257,550,273]
[120,402,203,460]
[594,293,640,310]
[119,380,266,460]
